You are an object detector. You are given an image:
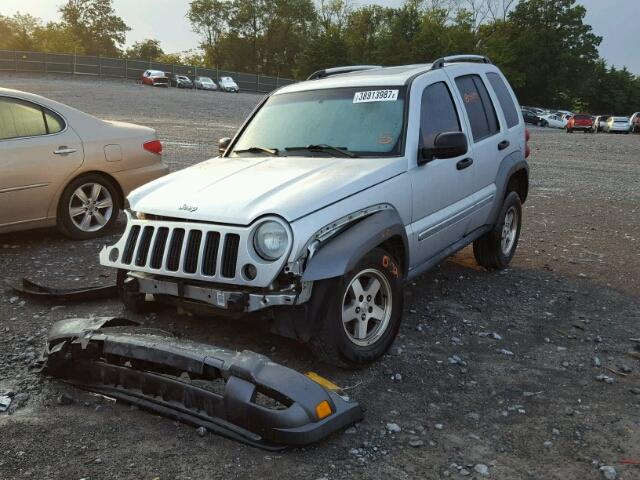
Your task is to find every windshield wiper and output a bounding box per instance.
[284,144,358,158]
[233,146,279,156]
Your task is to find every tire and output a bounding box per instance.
[57,173,120,240]
[473,191,522,270]
[116,269,148,313]
[541,120,548,127]
[566,128,573,133]
[309,248,404,368]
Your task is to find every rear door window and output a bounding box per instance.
[455,75,500,142]
[0,97,65,140]
[486,72,519,128]
[420,81,461,148]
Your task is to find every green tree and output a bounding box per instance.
[59,0,130,56]
[187,0,232,67]
[497,0,601,106]
[126,39,164,60]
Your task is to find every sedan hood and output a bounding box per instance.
[128,155,406,224]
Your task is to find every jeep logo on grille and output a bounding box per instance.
[179,204,198,213]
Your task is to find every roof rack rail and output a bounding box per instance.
[307,65,381,81]
[430,54,492,70]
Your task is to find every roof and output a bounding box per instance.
[277,64,434,94]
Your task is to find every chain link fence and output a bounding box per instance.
[0,50,296,94]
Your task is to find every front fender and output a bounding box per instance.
[302,209,408,282]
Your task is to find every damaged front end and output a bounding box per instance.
[42,317,363,450]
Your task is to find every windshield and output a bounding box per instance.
[232,86,406,157]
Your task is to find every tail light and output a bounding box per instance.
[144,140,162,155]
[525,128,531,158]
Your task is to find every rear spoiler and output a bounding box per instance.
[42,317,363,450]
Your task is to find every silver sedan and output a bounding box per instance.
[0,87,168,239]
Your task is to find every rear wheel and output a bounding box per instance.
[57,173,119,240]
[473,191,522,270]
[309,248,404,368]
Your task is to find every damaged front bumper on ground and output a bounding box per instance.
[42,317,363,450]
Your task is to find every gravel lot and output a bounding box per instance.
[1,74,639,480]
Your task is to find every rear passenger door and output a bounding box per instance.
[408,72,476,267]
[448,69,520,232]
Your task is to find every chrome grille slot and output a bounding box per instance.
[202,232,220,276]
[150,227,169,269]
[183,230,202,274]
[222,234,240,278]
[122,225,141,265]
[135,226,154,267]
[166,229,185,272]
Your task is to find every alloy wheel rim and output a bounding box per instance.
[501,206,518,255]
[341,269,392,347]
[69,182,113,232]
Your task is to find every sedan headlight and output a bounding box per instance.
[254,221,288,260]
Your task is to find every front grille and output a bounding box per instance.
[222,234,240,278]
[119,224,240,280]
[122,225,141,265]
[167,229,185,271]
[202,232,220,276]
[183,230,202,274]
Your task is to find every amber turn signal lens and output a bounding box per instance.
[315,400,332,420]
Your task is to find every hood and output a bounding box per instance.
[128,155,406,224]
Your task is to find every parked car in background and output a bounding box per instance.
[566,114,593,133]
[604,116,630,134]
[521,108,544,126]
[540,113,567,129]
[629,112,640,133]
[141,70,169,87]
[219,76,240,93]
[592,115,611,132]
[0,87,168,239]
[195,76,217,90]
[100,54,530,367]
[171,74,194,89]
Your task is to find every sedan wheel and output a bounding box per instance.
[57,174,120,239]
[69,182,114,233]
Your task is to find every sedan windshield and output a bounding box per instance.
[232,86,406,157]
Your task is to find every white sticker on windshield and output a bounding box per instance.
[353,90,399,103]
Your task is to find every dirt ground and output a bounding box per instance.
[0,75,639,480]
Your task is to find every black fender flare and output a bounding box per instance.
[488,152,529,226]
[302,209,408,282]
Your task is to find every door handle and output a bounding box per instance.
[498,140,510,150]
[53,147,77,155]
[456,157,473,170]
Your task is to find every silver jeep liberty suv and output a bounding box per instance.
[101,55,530,367]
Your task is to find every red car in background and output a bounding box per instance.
[566,113,593,133]
[141,70,169,87]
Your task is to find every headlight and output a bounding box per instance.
[254,221,288,260]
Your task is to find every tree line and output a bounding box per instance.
[1,0,639,113]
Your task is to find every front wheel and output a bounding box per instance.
[309,248,404,368]
[473,191,522,270]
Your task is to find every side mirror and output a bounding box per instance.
[420,131,468,165]
[218,137,231,155]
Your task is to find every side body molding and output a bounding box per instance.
[302,209,408,282]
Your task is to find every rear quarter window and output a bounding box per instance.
[486,72,519,128]
[455,74,500,142]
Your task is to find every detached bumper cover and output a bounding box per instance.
[42,317,362,450]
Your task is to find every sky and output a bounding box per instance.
[1,0,638,74]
